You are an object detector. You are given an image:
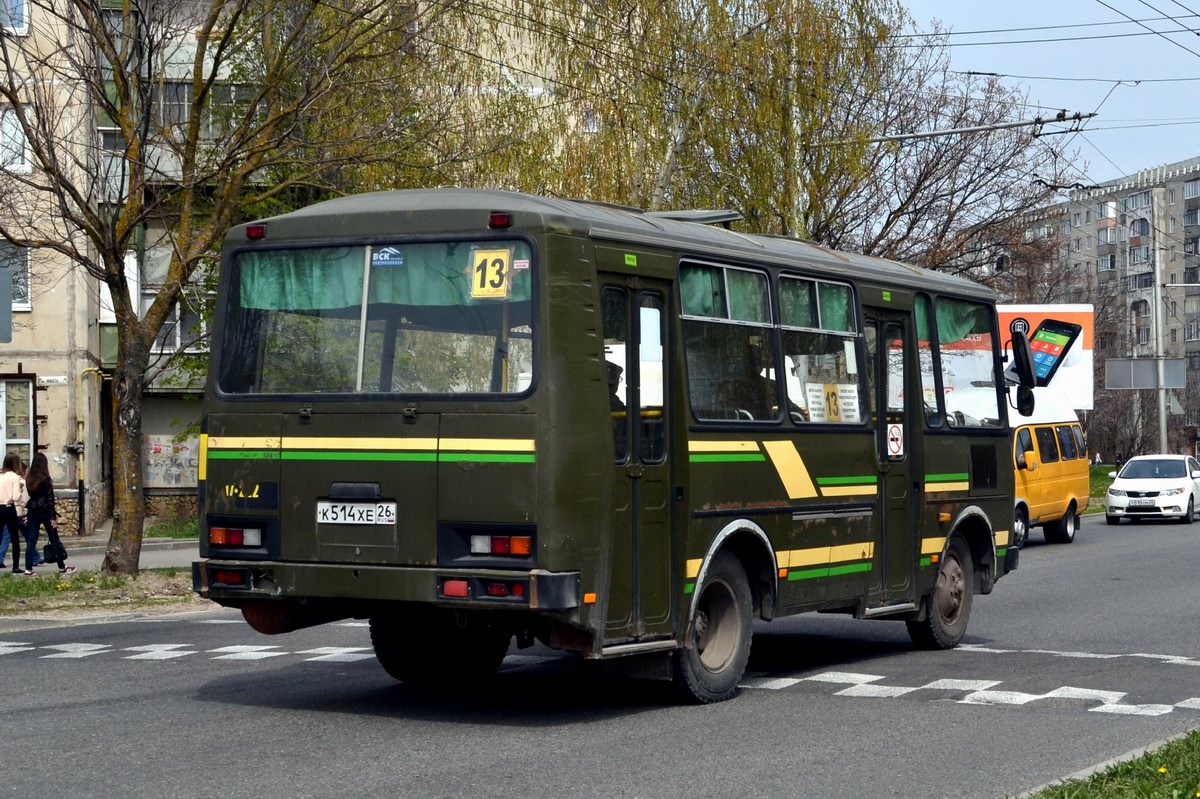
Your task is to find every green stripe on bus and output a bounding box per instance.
[787,561,872,581]
[925,472,968,481]
[920,556,933,567]
[688,454,767,463]
[281,451,438,462]
[684,582,695,594]
[996,547,1008,558]
[439,453,537,463]
[208,450,280,460]
[815,475,877,486]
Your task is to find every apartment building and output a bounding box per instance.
[1,1,202,533]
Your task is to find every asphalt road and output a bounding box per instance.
[2,514,1198,798]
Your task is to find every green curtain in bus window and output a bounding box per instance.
[239,247,364,310]
[368,242,532,306]
[779,278,816,328]
[680,265,723,317]
[935,298,989,343]
[915,297,930,342]
[727,269,769,323]
[817,283,854,332]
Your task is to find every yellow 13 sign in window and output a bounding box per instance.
[470,248,512,299]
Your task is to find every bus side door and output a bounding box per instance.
[864,311,917,604]
[601,281,673,639]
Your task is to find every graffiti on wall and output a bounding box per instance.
[143,435,199,488]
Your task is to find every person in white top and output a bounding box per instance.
[0,453,29,575]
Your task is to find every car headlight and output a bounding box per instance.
[1108,488,1127,496]
[1163,487,1185,496]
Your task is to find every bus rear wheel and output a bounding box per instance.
[370,611,511,686]
[1045,504,1078,544]
[672,551,752,704]
[907,535,973,650]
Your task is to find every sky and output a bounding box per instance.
[902,0,1200,185]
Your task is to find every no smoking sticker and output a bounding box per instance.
[887,423,904,457]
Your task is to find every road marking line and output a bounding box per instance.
[958,643,1195,665]
[800,671,884,685]
[0,641,35,655]
[1043,687,1126,704]
[1090,703,1175,716]
[209,645,287,660]
[921,679,1002,691]
[123,645,198,660]
[836,684,917,698]
[297,647,374,663]
[740,677,803,690]
[960,690,1045,705]
[39,643,112,659]
[1174,698,1200,709]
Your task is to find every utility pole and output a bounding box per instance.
[1152,188,1168,452]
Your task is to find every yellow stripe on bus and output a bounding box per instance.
[820,485,879,497]
[761,441,818,499]
[440,438,536,452]
[994,529,1010,546]
[921,537,947,555]
[686,558,703,579]
[926,481,970,493]
[829,542,874,563]
[280,437,439,451]
[207,436,281,450]
[687,440,760,452]
[198,433,208,481]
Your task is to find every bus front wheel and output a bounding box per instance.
[673,550,752,704]
[370,611,510,686]
[907,535,973,650]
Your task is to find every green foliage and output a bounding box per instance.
[1028,729,1200,798]
[144,517,200,540]
[1091,463,1116,500]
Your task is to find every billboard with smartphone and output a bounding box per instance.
[999,304,1094,411]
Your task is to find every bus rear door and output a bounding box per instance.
[600,281,672,640]
[864,308,917,607]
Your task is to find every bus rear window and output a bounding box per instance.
[217,240,534,395]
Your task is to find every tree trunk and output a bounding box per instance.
[102,346,149,576]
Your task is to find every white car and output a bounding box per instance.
[1106,454,1200,525]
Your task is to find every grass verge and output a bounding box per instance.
[144,516,200,539]
[1028,729,1200,797]
[0,567,204,616]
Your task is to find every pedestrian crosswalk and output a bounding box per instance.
[0,640,375,663]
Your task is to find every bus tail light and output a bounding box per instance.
[488,211,513,229]
[212,569,247,586]
[210,526,263,547]
[469,534,533,556]
[442,579,470,598]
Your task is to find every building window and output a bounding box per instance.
[1073,237,1081,252]
[1171,328,1178,344]
[1130,217,1151,236]
[1137,327,1150,345]
[1185,180,1200,201]
[0,379,33,465]
[1126,190,1151,210]
[1188,321,1200,342]
[1186,209,1199,227]
[0,0,28,35]
[1072,212,1081,227]
[0,106,30,173]
[1097,227,1116,244]
[139,247,208,354]
[1128,245,1151,265]
[1186,238,1198,256]
[1171,245,1178,261]
[0,242,29,310]
[1171,216,1179,232]
[1170,188,1178,204]
[1086,209,1092,223]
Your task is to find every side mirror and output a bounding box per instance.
[1016,385,1035,417]
[1108,471,1117,479]
[1006,330,1036,390]
[1016,452,1028,470]
[1191,470,1200,479]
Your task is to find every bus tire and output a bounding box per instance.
[1013,507,1028,548]
[907,535,973,650]
[672,550,752,704]
[369,612,510,686]
[1045,504,1078,544]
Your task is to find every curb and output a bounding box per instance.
[1015,728,1200,797]
[66,539,199,557]
[0,606,234,633]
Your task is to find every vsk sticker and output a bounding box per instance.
[469,248,512,299]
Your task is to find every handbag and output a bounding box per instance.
[43,540,67,563]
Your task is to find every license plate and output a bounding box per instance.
[1128,498,1154,507]
[316,502,397,525]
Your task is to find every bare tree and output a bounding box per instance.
[0,0,501,574]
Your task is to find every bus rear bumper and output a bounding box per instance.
[1003,545,1019,573]
[192,559,581,612]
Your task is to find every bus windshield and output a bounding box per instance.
[216,239,534,395]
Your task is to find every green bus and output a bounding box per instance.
[194,189,1035,703]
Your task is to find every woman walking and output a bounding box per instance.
[0,453,27,575]
[24,453,73,576]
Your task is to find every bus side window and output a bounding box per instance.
[1035,426,1060,464]
[602,288,629,462]
[1071,425,1085,460]
[638,293,666,463]
[1056,425,1078,460]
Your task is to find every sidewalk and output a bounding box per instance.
[11,517,199,572]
